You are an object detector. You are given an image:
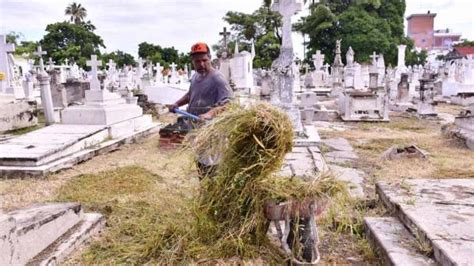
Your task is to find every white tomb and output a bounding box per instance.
[61,55,150,131]
[230,41,255,92]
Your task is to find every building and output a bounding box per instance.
[406,11,462,51]
[433,29,462,50]
[407,11,436,49]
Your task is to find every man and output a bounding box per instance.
[166,42,233,120]
[166,42,233,178]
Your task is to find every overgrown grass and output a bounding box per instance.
[55,165,195,264]
[320,114,474,183]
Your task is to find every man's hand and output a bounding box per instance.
[165,103,178,113]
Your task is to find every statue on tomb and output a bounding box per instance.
[346,46,354,67]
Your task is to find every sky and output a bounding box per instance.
[1,0,473,59]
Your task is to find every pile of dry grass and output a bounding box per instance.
[143,103,344,263]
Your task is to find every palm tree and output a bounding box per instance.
[65,2,87,24]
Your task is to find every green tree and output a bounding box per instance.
[219,4,282,68]
[6,32,38,57]
[101,50,136,68]
[406,48,428,66]
[138,42,190,70]
[138,42,162,59]
[6,31,23,46]
[296,0,412,66]
[40,21,105,68]
[65,2,87,24]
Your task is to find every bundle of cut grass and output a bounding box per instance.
[144,103,345,263]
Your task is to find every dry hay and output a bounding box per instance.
[142,103,345,263]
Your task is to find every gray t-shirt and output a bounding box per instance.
[186,70,233,115]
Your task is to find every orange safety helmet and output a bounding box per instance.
[190,42,210,55]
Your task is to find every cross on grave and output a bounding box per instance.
[370,51,378,67]
[107,59,116,71]
[170,62,177,73]
[312,50,324,70]
[219,27,231,51]
[137,57,144,75]
[154,62,161,72]
[0,35,16,90]
[271,0,302,49]
[47,57,55,71]
[0,35,15,60]
[33,46,47,72]
[86,54,102,90]
[303,63,310,74]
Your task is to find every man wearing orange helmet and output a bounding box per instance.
[166,42,233,120]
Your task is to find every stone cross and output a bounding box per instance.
[370,51,378,67]
[107,59,116,71]
[137,57,143,78]
[33,46,47,73]
[271,0,302,49]
[86,54,102,90]
[47,57,55,71]
[303,63,310,74]
[170,62,177,73]
[0,34,16,91]
[219,27,231,50]
[64,58,69,65]
[312,50,324,70]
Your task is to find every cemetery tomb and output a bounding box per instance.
[450,92,474,106]
[340,90,389,122]
[444,105,474,149]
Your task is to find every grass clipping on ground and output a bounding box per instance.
[57,103,344,264]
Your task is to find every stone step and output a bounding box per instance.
[364,217,436,266]
[1,203,83,265]
[0,203,105,266]
[376,179,474,266]
[28,213,105,266]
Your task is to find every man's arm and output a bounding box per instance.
[166,91,190,112]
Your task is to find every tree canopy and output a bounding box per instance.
[218,5,282,68]
[296,0,425,66]
[101,50,136,68]
[65,2,87,24]
[6,31,37,57]
[40,21,105,68]
[137,42,190,69]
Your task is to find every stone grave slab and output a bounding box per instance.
[293,125,321,147]
[330,165,365,198]
[376,179,474,266]
[322,137,353,152]
[364,217,435,266]
[278,146,328,179]
[0,118,159,177]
